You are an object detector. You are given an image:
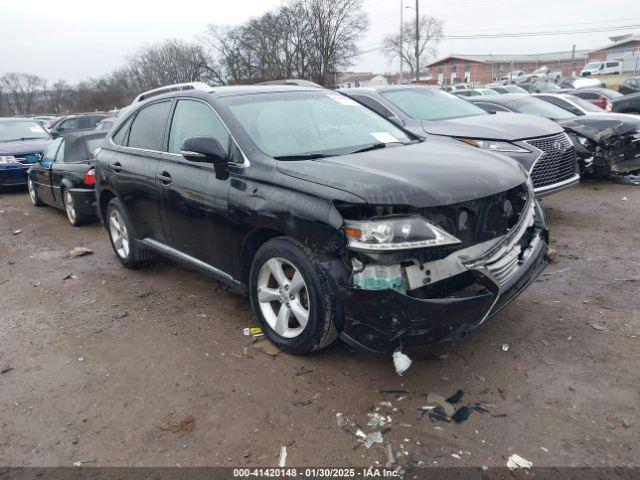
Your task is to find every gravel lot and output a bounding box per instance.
[1,180,639,468]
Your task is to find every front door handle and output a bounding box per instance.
[156,171,172,185]
[112,161,122,173]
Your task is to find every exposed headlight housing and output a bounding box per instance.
[458,138,530,153]
[344,216,461,251]
[0,155,19,164]
[576,135,589,146]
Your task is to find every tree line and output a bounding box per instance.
[1,0,443,116]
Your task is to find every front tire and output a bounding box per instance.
[106,198,154,267]
[249,237,340,354]
[28,177,43,207]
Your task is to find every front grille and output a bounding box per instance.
[525,133,577,189]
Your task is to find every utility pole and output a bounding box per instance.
[415,0,420,82]
[400,0,403,84]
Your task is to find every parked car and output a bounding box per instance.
[0,118,51,188]
[27,131,106,225]
[572,77,605,89]
[95,117,117,131]
[580,60,622,77]
[257,79,323,88]
[607,92,640,114]
[456,88,498,97]
[533,93,606,115]
[340,85,579,197]
[468,94,640,178]
[94,82,549,354]
[619,76,640,95]
[520,82,570,94]
[49,113,109,138]
[569,88,623,109]
[491,85,529,94]
[505,70,526,84]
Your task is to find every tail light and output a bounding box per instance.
[606,102,613,112]
[84,168,96,186]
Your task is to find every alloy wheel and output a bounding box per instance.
[28,178,37,205]
[257,257,310,338]
[109,209,130,259]
[64,191,77,224]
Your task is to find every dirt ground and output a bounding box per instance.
[1,180,639,469]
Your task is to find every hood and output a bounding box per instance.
[421,112,562,141]
[276,140,526,209]
[0,138,51,156]
[560,114,640,142]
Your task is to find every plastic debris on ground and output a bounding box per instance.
[70,247,93,257]
[425,393,455,418]
[452,406,472,423]
[12,230,22,235]
[445,389,464,404]
[507,454,532,470]
[337,412,385,449]
[362,431,383,448]
[392,351,412,375]
[385,444,396,468]
[278,446,287,467]
[243,327,263,337]
[612,174,640,186]
[367,412,391,429]
[252,337,280,356]
[501,343,510,352]
[591,323,609,331]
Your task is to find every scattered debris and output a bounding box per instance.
[385,444,396,467]
[542,268,571,276]
[63,274,77,280]
[392,351,412,376]
[72,459,96,467]
[426,393,455,417]
[507,454,532,470]
[362,431,383,448]
[160,415,197,433]
[70,246,93,257]
[451,453,461,460]
[294,366,313,376]
[501,343,510,352]
[367,412,391,429]
[12,229,22,235]
[1,367,14,374]
[591,323,609,331]
[446,389,464,404]
[541,447,549,453]
[278,446,287,467]
[32,282,40,287]
[243,327,263,337]
[293,399,313,407]
[621,196,628,201]
[77,357,84,362]
[547,246,557,263]
[252,337,280,357]
[379,389,409,395]
[114,312,128,319]
[452,406,472,423]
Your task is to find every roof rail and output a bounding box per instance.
[132,82,211,103]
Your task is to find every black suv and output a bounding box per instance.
[95,83,549,354]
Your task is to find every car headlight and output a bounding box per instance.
[0,156,19,164]
[458,138,530,153]
[344,216,461,251]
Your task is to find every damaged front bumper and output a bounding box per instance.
[339,199,548,353]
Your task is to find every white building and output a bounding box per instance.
[336,72,388,89]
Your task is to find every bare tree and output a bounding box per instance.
[126,39,222,91]
[43,80,71,113]
[382,15,443,79]
[0,72,45,115]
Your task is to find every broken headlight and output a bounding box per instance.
[344,216,461,251]
[457,138,530,153]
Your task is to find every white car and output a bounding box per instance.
[572,77,603,89]
[580,61,621,77]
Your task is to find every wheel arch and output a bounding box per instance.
[98,189,116,226]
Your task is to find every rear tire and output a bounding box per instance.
[63,189,88,226]
[106,197,154,267]
[249,237,340,354]
[28,177,43,207]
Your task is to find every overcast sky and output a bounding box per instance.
[1,0,638,83]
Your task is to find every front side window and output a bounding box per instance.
[583,62,601,70]
[381,87,487,121]
[168,100,231,155]
[0,121,50,142]
[127,101,172,151]
[60,117,79,131]
[55,140,66,163]
[42,137,63,164]
[223,91,412,159]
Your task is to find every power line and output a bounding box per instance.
[440,24,640,39]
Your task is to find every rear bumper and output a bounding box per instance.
[339,225,548,353]
[68,188,97,217]
[0,165,29,187]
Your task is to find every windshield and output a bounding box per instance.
[380,87,487,120]
[535,82,561,92]
[510,96,577,120]
[0,121,50,142]
[223,91,412,158]
[505,85,528,94]
[570,96,604,112]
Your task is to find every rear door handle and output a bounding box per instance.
[112,161,122,173]
[156,171,172,185]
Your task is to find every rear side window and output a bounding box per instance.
[79,117,92,129]
[127,101,172,151]
[575,91,599,100]
[168,100,230,155]
[111,117,132,145]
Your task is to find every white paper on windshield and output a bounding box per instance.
[371,131,399,144]
[30,126,43,132]
[327,94,359,106]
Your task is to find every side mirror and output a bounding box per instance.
[181,136,229,180]
[50,130,61,139]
